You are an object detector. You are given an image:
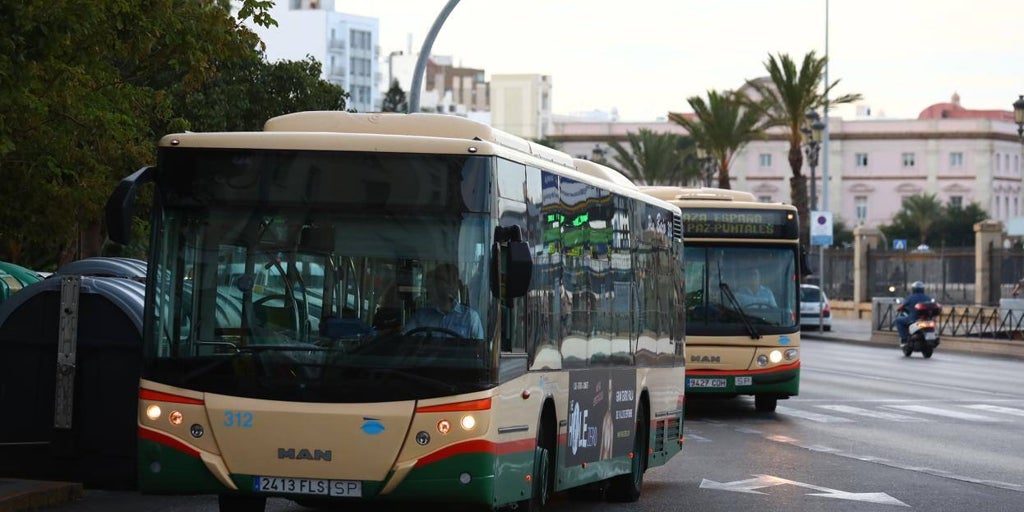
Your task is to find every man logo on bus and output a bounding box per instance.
[278,448,333,461]
[691,355,721,363]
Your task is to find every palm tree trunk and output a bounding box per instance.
[788,143,809,246]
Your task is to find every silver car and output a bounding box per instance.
[799,284,831,331]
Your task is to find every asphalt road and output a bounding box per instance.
[36,336,1024,512]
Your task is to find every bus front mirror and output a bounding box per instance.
[104,166,155,245]
[504,241,532,299]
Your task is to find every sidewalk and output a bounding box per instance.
[0,479,82,512]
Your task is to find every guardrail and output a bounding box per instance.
[872,298,1024,339]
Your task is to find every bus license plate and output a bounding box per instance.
[254,476,362,497]
[735,376,752,386]
[689,378,727,388]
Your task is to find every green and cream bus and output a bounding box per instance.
[641,187,800,412]
[106,112,686,511]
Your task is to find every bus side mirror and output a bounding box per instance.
[104,166,155,245]
[490,225,533,299]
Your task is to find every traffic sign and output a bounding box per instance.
[893,239,907,250]
[810,211,833,246]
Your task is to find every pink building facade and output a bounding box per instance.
[551,98,1023,231]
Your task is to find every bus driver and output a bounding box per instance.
[404,263,484,339]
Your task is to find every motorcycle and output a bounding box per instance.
[897,300,942,358]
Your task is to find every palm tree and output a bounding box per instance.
[606,128,694,185]
[893,194,944,245]
[668,89,766,189]
[743,51,861,244]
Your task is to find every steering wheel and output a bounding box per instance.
[405,326,463,339]
[253,293,301,333]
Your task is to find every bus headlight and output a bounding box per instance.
[769,350,783,364]
[784,349,798,361]
[756,355,768,367]
[146,404,162,421]
[460,414,477,431]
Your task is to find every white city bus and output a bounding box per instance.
[641,187,800,412]
[106,112,687,511]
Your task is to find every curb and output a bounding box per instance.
[0,480,83,512]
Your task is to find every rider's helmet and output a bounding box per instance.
[911,281,925,293]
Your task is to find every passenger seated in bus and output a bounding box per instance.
[404,263,484,339]
[736,268,777,307]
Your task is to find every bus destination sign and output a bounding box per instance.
[680,208,798,239]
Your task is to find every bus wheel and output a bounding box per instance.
[606,401,647,502]
[218,494,266,512]
[520,415,554,512]
[754,395,777,413]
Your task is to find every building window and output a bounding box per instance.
[855,196,867,223]
[759,154,772,168]
[901,152,915,168]
[949,152,963,167]
[949,196,963,209]
[855,153,868,167]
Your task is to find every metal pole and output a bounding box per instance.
[820,0,830,325]
[408,0,461,113]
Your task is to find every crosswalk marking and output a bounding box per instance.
[883,404,1008,422]
[815,404,923,421]
[775,406,853,423]
[964,404,1024,417]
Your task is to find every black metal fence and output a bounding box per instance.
[814,245,1024,306]
[873,299,1024,339]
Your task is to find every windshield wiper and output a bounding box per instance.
[720,282,761,339]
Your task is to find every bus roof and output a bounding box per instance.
[161,111,657,201]
[264,111,576,170]
[639,186,757,203]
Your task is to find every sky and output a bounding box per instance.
[339,0,1024,122]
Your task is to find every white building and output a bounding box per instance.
[490,74,553,140]
[246,0,379,113]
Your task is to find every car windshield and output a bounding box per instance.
[801,287,824,302]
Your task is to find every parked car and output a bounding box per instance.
[799,284,831,331]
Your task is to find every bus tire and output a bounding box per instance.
[606,400,647,503]
[520,411,555,512]
[218,494,266,512]
[754,394,777,412]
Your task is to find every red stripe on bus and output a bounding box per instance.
[415,438,535,467]
[687,360,801,376]
[139,388,205,405]
[139,426,200,458]
[416,397,492,413]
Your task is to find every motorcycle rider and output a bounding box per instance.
[895,280,933,346]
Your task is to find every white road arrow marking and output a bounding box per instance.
[700,474,909,507]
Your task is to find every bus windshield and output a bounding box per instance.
[684,245,798,335]
[145,149,495,403]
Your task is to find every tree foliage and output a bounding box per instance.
[607,129,695,186]
[668,90,765,189]
[0,0,346,269]
[879,194,987,247]
[742,51,861,245]
[381,79,408,113]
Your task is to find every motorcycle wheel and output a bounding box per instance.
[901,344,913,357]
[922,347,933,358]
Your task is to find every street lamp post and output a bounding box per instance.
[801,110,825,211]
[1013,94,1024,143]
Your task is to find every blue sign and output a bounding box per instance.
[893,239,907,250]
